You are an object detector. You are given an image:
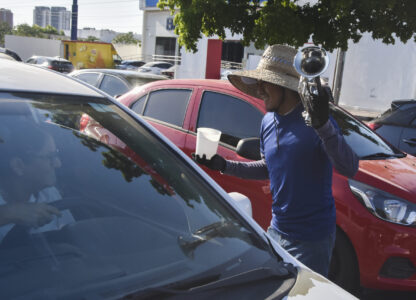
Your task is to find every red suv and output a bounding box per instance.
[115,79,416,292]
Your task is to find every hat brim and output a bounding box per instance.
[228,68,299,99]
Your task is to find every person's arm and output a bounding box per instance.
[315,119,359,178]
[223,158,269,180]
[193,154,269,180]
[301,84,358,178]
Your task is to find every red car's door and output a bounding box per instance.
[182,85,273,229]
[127,87,196,149]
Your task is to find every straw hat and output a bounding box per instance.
[228,44,300,99]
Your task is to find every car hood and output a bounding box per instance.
[287,268,356,299]
[358,155,416,201]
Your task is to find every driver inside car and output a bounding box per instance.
[0,122,70,243]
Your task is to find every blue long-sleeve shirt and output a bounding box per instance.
[224,104,358,240]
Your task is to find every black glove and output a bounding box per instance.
[192,153,226,172]
[308,85,332,129]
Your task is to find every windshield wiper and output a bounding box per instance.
[177,220,238,257]
[360,152,405,160]
[122,263,296,299]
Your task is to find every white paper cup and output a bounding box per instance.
[196,128,221,159]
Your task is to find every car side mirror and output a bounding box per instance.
[236,137,261,161]
[228,192,252,217]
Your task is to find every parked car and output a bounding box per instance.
[367,99,416,156]
[116,79,416,293]
[115,59,146,70]
[161,65,178,79]
[26,55,74,73]
[0,47,22,61]
[137,61,173,75]
[69,68,168,97]
[0,58,356,299]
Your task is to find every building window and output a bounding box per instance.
[155,37,176,57]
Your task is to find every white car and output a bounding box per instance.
[0,59,356,299]
[137,61,173,75]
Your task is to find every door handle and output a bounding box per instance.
[402,138,416,147]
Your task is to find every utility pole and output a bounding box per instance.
[71,0,78,40]
[332,48,346,105]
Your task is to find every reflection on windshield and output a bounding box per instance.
[331,105,398,158]
[0,94,275,299]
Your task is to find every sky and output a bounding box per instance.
[1,0,143,34]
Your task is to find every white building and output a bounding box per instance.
[33,6,51,28]
[51,7,71,31]
[139,0,263,79]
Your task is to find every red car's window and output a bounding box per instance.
[197,91,263,147]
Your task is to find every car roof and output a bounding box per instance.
[0,59,104,97]
[70,68,168,79]
[0,53,16,61]
[137,78,246,92]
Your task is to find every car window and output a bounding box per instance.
[411,116,416,127]
[143,89,191,127]
[99,75,130,96]
[74,73,100,86]
[26,58,35,64]
[197,91,264,147]
[125,76,164,88]
[130,95,147,115]
[0,93,280,299]
[330,105,400,158]
[376,105,416,126]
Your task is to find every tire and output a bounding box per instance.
[329,228,361,295]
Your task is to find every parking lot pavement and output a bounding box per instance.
[360,289,416,300]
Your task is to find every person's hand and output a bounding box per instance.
[308,85,332,129]
[3,203,61,228]
[192,153,226,172]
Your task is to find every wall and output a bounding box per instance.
[141,10,177,62]
[5,35,61,61]
[338,34,416,113]
[176,38,208,79]
[113,43,142,60]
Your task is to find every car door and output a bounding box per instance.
[129,87,194,149]
[183,87,272,228]
[398,111,416,156]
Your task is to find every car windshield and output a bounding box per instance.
[0,92,286,299]
[330,105,402,159]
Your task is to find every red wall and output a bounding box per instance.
[205,39,222,79]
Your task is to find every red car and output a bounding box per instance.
[113,79,416,292]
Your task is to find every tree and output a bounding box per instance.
[12,24,64,39]
[84,36,100,42]
[158,0,416,52]
[0,22,12,47]
[112,32,140,45]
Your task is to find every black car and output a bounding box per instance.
[115,60,146,70]
[367,99,416,156]
[0,47,22,61]
[69,68,168,97]
[26,56,74,73]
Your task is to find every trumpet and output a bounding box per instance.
[293,45,331,126]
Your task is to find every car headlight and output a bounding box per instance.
[348,179,416,227]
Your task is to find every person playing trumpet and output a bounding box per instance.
[194,44,358,277]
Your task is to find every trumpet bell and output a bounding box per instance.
[293,45,329,79]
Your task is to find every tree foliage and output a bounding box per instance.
[112,32,140,45]
[0,22,13,46]
[158,0,416,52]
[12,24,64,39]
